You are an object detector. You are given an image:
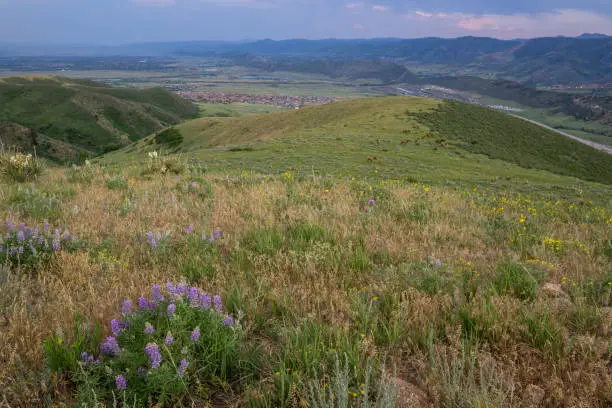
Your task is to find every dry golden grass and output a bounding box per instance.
[0,166,610,407]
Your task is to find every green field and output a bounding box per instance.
[197,102,287,117]
[105,97,612,199]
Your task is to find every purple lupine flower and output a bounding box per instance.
[178,359,190,377]
[38,236,45,246]
[111,319,122,336]
[121,299,132,315]
[43,219,49,232]
[190,327,200,342]
[208,236,214,243]
[213,228,221,239]
[6,220,14,231]
[115,375,127,390]
[368,199,376,206]
[167,303,176,318]
[166,282,176,293]
[238,310,245,321]
[222,315,234,327]
[186,224,193,235]
[71,235,77,242]
[147,232,157,248]
[151,284,164,302]
[17,246,24,255]
[137,296,148,310]
[52,240,61,252]
[177,282,189,296]
[100,336,120,356]
[213,295,223,313]
[188,287,200,306]
[17,231,25,242]
[201,233,207,241]
[137,367,147,377]
[164,331,174,345]
[148,300,157,311]
[80,352,94,366]
[144,322,155,335]
[62,231,70,241]
[54,229,60,240]
[9,248,16,256]
[145,343,162,369]
[434,259,442,270]
[200,293,212,310]
[19,223,25,231]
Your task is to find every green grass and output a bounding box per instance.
[105,97,612,200]
[416,101,612,185]
[0,76,198,161]
[515,108,612,146]
[197,102,287,117]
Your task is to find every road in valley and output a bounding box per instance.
[509,114,612,155]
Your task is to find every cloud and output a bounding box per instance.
[408,8,612,38]
[345,2,362,10]
[372,5,388,12]
[353,23,365,30]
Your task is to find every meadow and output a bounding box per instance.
[0,151,611,407]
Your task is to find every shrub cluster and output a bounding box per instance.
[0,152,45,182]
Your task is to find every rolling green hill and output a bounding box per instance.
[105,97,612,190]
[0,76,198,161]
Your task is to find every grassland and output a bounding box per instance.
[515,108,612,146]
[0,160,610,407]
[0,76,198,161]
[106,97,612,196]
[1,95,611,407]
[197,102,287,118]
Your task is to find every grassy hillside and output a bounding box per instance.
[0,76,198,161]
[1,163,610,406]
[1,97,611,407]
[107,97,612,190]
[415,101,612,184]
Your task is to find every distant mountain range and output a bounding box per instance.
[1,34,611,85]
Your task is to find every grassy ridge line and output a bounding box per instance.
[106,97,612,192]
[0,76,198,160]
[415,101,612,185]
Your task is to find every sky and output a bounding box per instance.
[0,0,611,44]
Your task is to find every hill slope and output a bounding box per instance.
[0,76,198,161]
[107,97,612,187]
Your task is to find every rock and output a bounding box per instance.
[389,377,430,408]
[522,384,545,407]
[541,283,569,299]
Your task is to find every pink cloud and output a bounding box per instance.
[408,8,612,38]
[372,5,388,12]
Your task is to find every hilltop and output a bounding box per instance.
[0,76,198,161]
[107,96,612,189]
